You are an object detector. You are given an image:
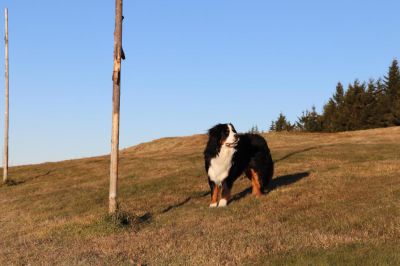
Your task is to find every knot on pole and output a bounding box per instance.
[121,15,125,60]
[121,47,125,60]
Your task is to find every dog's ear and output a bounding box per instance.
[207,129,219,145]
[207,134,218,147]
[207,124,223,149]
[208,124,223,137]
[208,126,217,137]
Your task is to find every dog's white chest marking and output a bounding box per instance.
[208,145,236,185]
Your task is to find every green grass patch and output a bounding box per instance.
[51,211,152,240]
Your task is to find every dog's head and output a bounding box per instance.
[207,123,239,148]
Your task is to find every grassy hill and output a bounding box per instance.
[1,127,400,265]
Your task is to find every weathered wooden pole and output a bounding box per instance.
[109,0,123,214]
[3,8,9,183]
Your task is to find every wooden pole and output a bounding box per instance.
[3,8,9,183]
[109,0,123,214]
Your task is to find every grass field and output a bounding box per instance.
[1,127,399,265]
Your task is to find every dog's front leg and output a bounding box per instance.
[219,180,232,207]
[209,179,219,208]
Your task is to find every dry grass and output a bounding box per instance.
[0,127,399,265]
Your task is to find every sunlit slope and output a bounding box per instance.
[1,127,399,265]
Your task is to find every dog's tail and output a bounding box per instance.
[260,153,274,193]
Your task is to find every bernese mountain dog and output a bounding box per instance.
[204,123,274,207]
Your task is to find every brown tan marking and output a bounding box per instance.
[246,168,262,197]
[211,185,220,204]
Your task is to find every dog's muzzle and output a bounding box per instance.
[225,137,239,148]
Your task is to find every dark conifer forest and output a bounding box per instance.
[271,59,400,132]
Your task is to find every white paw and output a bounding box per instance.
[218,199,228,207]
[209,202,218,208]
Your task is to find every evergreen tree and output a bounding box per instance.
[273,113,293,132]
[274,113,287,132]
[332,82,346,131]
[269,121,276,132]
[342,80,366,130]
[249,126,254,133]
[360,79,381,129]
[333,82,345,105]
[297,106,323,132]
[383,59,400,125]
[374,79,391,127]
[322,98,337,132]
[248,125,260,134]
[384,59,400,98]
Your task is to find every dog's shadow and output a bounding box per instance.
[230,171,310,202]
[161,171,309,213]
[161,191,210,214]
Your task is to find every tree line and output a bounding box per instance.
[270,59,400,132]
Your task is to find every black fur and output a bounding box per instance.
[204,123,274,205]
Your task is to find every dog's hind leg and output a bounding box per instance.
[245,168,263,197]
[259,156,274,193]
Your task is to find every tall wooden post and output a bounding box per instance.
[3,8,9,183]
[109,0,123,214]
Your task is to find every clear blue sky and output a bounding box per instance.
[1,0,399,165]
